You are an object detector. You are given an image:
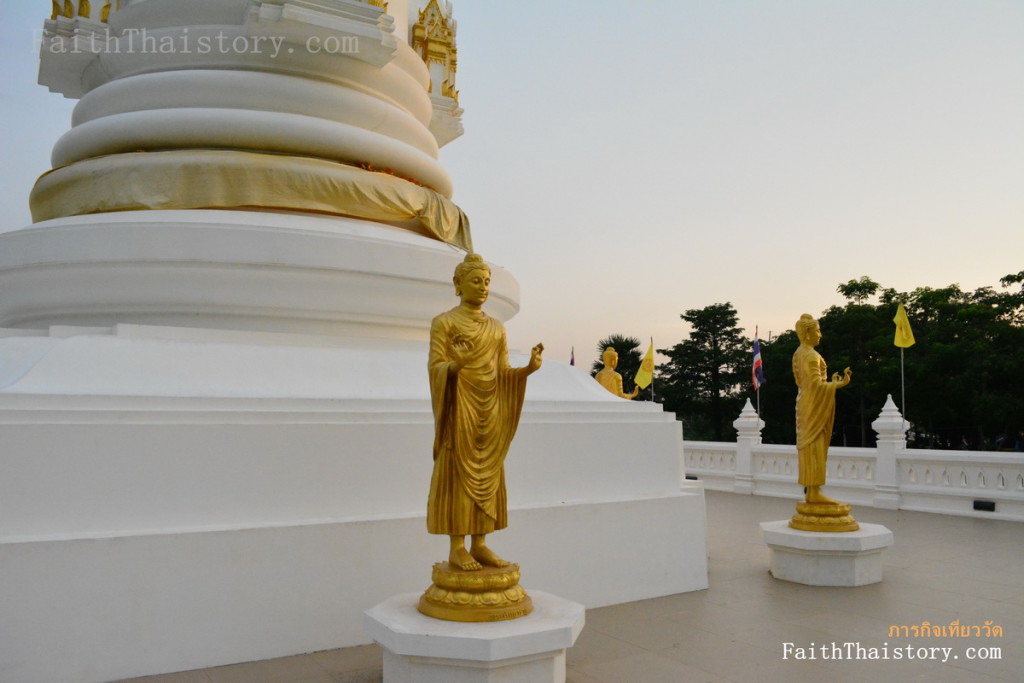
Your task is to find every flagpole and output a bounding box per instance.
[752,326,762,420]
[893,302,914,435]
[633,338,655,401]
[650,337,655,401]
[900,347,906,431]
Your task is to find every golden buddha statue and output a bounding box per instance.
[594,347,639,399]
[790,314,858,531]
[420,253,542,621]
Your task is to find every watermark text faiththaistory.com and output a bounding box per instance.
[781,641,1002,663]
[783,620,1005,663]
[34,27,360,59]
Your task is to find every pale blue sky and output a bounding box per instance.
[1,1,1021,370]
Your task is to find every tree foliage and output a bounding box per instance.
[836,276,880,304]
[658,303,748,440]
[744,272,1024,450]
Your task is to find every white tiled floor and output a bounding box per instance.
[117,490,1023,682]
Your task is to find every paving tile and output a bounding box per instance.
[573,651,720,683]
[308,645,382,676]
[116,490,1022,682]
[708,556,772,581]
[582,609,695,651]
[334,672,383,683]
[111,671,212,683]
[204,654,336,683]
[656,626,777,678]
[564,670,604,683]
[566,626,647,667]
[790,608,901,642]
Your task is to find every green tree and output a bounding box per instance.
[818,278,896,446]
[669,272,1024,449]
[882,278,1024,448]
[836,276,881,304]
[590,334,650,399]
[758,273,1024,449]
[998,270,1024,325]
[659,303,747,441]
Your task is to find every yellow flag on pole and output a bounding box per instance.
[634,340,655,389]
[893,302,916,348]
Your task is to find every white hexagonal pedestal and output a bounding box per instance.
[760,520,894,586]
[364,590,584,683]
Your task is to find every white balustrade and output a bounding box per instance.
[683,394,1024,521]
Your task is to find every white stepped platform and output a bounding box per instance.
[365,591,585,683]
[760,520,894,586]
[0,324,707,683]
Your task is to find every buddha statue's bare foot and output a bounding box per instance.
[806,486,839,505]
[470,542,510,568]
[449,546,482,571]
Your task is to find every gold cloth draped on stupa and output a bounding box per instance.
[30,150,472,251]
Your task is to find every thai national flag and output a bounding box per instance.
[752,327,765,390]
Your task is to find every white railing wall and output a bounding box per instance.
[684,395,1024,522]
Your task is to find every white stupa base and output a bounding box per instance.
[9,1,704,678]
[760,520,894,586]
[0,323,707,683]
[0,210,517,336]
[365,591,584,683]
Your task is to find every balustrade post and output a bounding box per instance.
[871,394,908,509]
[732,399,763,495]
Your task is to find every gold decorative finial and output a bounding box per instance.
[411,0,459,102]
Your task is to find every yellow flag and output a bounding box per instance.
[893,302,915,348]
[634,340,655,389]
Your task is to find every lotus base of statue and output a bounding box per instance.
[418,562,533,623]
[789,501,860,532]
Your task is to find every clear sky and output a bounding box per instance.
[1,1,1021,371]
